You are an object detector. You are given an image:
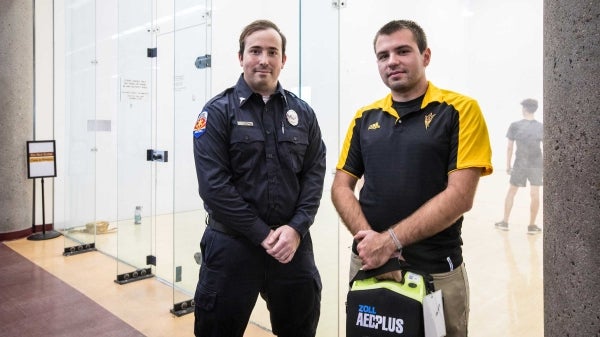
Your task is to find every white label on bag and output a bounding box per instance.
[423,290,446,337]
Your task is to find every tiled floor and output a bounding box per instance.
[1,173,544,337]
[0,242,143,337]
[2,237,274,337]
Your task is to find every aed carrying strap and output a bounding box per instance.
[351,258,435,294]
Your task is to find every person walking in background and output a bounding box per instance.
[495,99,543,234]
[192,19,326,337]
[331,19,493,337]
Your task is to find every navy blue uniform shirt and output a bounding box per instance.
[193,74,326,246]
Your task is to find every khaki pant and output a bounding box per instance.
[349,253,470,337]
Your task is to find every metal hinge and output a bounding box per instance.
[171,298,195,317]
[147,47,157,58]
[332,0,347,8]
[195,55,211,69]
[147,149,168,162]
[114,267,153,285]
[147,255,156,266]
[63,242,96,256]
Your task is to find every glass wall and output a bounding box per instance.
[60,0,98,251]
[55,0,543,336]
[333,2,543,335]
[170,0,212,313]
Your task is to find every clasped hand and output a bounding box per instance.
[354,229,403,280]
[261,225,301,264]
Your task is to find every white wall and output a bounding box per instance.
[336,0,543,170]
[34,0,56,224]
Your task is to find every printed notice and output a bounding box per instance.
[174,75,186,92]
[27,140,57,178]
[121,78,149,101]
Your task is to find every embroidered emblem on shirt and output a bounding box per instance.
[368,122,381,130]
[424,113,436,130]
[193,111,208,139]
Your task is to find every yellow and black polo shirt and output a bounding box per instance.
[337,82,493,273]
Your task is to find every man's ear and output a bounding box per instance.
[422,48,431,67]
[281,54,287,69]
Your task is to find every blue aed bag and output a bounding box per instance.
[346,259,434,337]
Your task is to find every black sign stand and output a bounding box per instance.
[28,177,60,240]
[27,140,60,241]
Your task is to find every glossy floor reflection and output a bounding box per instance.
[3,236,276,337]
[463,172,544,336]
[2,173,543,337]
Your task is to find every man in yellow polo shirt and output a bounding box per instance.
[332,19,493,337]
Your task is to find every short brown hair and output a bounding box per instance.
[521,98,538,113]
[239,20,286,59]
[373,20,428,54]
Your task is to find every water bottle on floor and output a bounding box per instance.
[134,206,142,224]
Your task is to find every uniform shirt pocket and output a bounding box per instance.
[229,126,265,173]
[278,129,309,173]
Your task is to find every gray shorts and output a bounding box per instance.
[510,167,543,187]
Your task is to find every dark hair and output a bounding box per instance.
[521,98,538,113]
[239,20,286,59]
[373,20,428,53]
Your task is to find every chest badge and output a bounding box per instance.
[424,112,436,130]
[286,109,299,126]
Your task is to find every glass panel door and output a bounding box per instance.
[115,0,155,283]
[184,1,341,334]
[336,2,544,336]
[61,0,97,254]
[169,0,211,315]
[153,0,175,290]
[299,2,341,335]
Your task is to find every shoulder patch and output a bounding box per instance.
[193,111,208,139]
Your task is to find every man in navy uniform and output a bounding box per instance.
[193,19,326,337]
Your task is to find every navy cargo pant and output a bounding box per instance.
[194,227,322,337]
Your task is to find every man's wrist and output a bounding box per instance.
[387,228,403,252]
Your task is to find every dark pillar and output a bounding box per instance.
[544,1,600,335]
[0,1,34,237]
